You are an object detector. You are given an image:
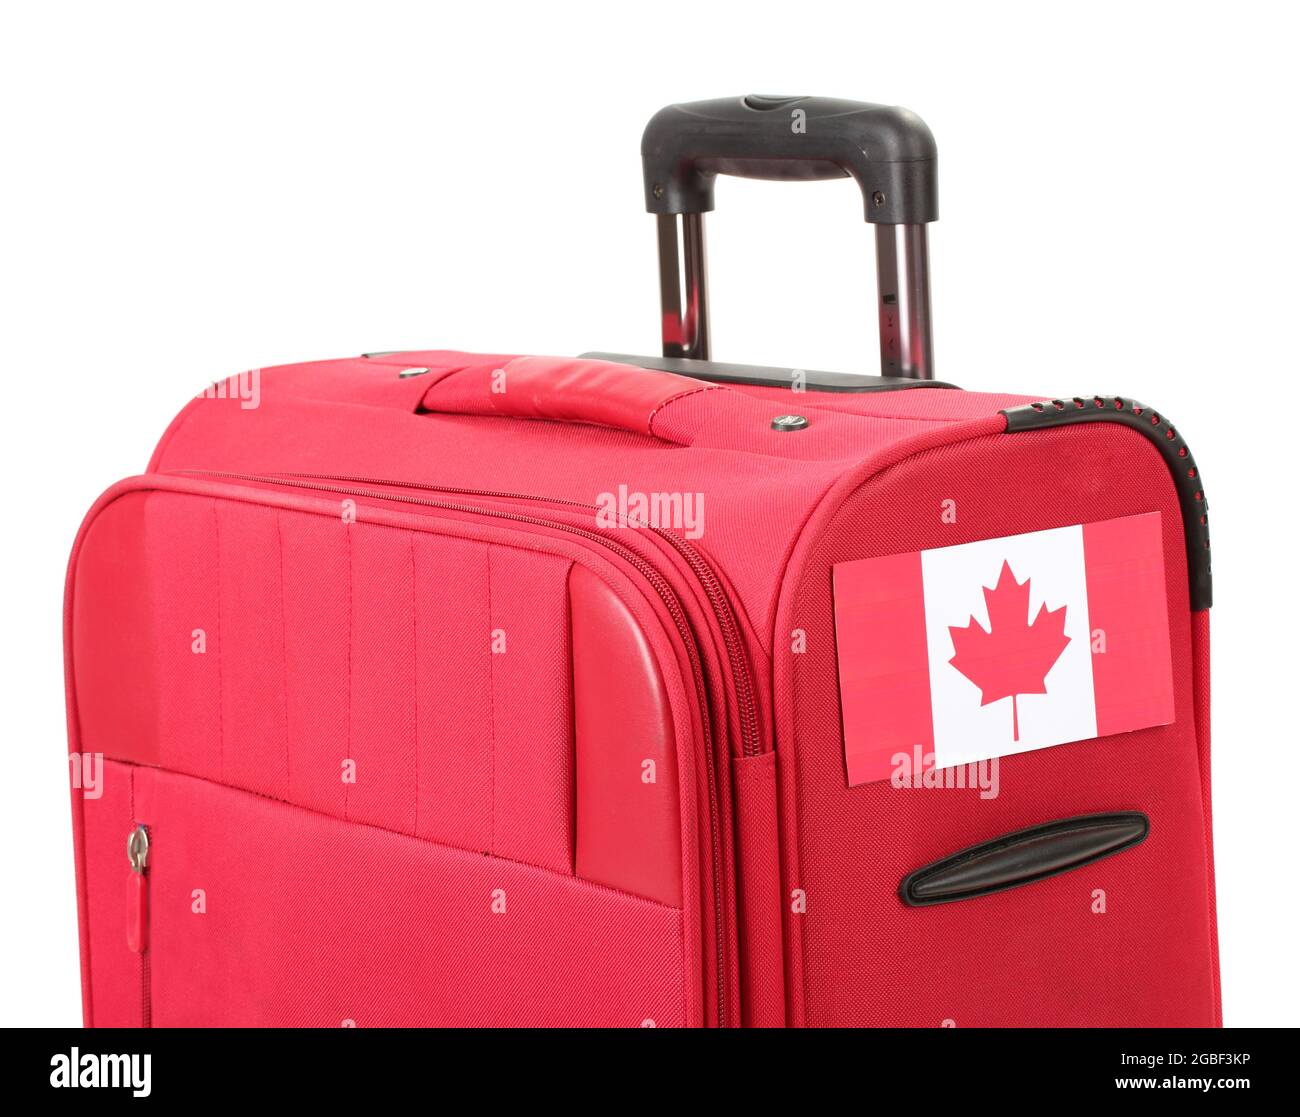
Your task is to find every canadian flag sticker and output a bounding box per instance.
[832,512,1175,786]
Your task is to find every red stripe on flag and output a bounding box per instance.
[1082,513,1175,737]
[833,550,933,786]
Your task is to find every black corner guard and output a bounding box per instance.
[900,812,1150,907]
[1002,396,1211,610]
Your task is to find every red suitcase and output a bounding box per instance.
[64,96,1218,1027]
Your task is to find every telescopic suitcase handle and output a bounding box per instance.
[641,95,938,379]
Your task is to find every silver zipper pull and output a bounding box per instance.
[127,824,150,874]
[127,824,151,955]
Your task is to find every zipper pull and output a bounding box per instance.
[127,824,150,954]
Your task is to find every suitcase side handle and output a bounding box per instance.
[899,812,1151,906]
[642,95,937,380]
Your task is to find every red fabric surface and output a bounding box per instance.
[66,348,1218,1027]
[87,491,578,872]
[80,762,691,1027]
[146,353,973,642]
[68,474,712,1025]
[775,424,1216,1026]
[1191,609,1220,1025]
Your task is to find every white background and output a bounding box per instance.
[2,0,1296,1027]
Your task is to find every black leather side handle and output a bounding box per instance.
[900,812,1151,907]
[641,95,938,224]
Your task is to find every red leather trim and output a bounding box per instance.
[570,564,682,906]
[421,356,718,444]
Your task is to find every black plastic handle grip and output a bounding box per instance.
[641,95,938,224]
[899,812,1151,906]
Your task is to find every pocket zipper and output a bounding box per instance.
[169,469,749,1026]
[126,823,151,1027]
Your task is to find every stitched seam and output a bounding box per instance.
[486,544,496,857]
[276,513,290,802]
[680,907,690,1027]
[344,523,353,822]
[769,397,992,424]
[212,501,225,783]
[410,534,419,838]
[128,768,143,1025]
[645,384,722,436]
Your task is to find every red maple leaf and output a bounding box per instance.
[947,560,1070,741]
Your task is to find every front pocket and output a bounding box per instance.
[70,484,715,1026]
[98,763,690,1027]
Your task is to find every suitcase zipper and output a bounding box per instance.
[126,823,151,1027]
[171,469,748,1025]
